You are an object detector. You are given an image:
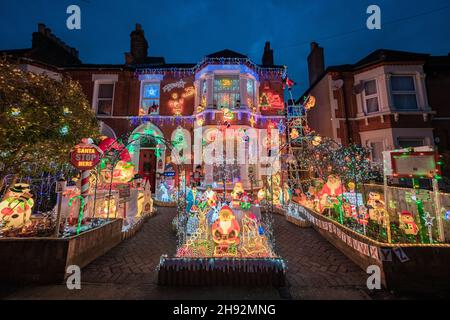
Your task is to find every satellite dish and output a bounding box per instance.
[353,82,364,94]
[331,79,344,91]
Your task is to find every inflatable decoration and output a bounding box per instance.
[0,183,34,231]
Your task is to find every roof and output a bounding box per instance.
[206,49,248,59]
[353,49,429,69]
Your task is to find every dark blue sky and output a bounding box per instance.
[1,0,450,96]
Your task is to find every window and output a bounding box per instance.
[96,83,115,116]
[140,82,160,115]
[247,79,255,103]
[397,138,425,148]
[213,76,240,109]
[363,80,379,114]
[390,76,418,110]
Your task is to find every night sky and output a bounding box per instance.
[1,0,450,96]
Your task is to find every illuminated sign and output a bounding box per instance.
[390,151,441,178]
[182,86,195,98]
[70,143,103,170]
[260,92,284,110]
[162,80,187,93]
[168,93,184,116]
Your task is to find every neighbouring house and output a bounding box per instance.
[301,42,450,169]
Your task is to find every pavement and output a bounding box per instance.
[1,206,395,300]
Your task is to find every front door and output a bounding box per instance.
[139,149,156,193]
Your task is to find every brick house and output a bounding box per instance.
[2,24,288,192]
[303,42,450,166]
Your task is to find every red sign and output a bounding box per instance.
[70,143,103,170]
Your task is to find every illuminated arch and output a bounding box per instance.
[99,121,117,139]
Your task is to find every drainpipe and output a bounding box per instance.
[340,76,353,145]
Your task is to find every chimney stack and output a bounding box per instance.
[308,42,325,85]
[128,23,148,64]
[262,41,274,66]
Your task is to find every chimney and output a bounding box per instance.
[308,42,325,86]
[31,23,81,65]
[262,41,274,66]
[128,23,148,64]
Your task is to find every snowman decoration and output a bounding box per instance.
[0,183,34,231]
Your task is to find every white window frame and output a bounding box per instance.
[396,137,426,149]
[92,74,118,117]
[139,81,161,116]
[363,79,380,114]
[390,75,419,111]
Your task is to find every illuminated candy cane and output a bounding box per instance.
[80,170,90,222]
[68,195,85,235]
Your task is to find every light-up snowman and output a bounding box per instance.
[0,183,34,231]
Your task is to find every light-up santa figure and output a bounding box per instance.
[211,205,240,256]
[318,175,344,213]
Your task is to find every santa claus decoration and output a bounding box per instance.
[211,205,240,256]
[318,175,344,212]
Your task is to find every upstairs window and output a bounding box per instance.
[390,76,418,110]
[363,80,379,114]
[96,83,115,116]
[140,82,160,115]
[213,76,240,109]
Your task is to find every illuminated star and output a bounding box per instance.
[250,116,256,127]
[423,212,435,227]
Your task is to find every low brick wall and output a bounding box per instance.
[0,219,123,284]
[290,202,450,295]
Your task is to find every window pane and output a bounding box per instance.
[143,83,160,99]
[398,138,424,148]
[392,94,418,110]
[140,99,159,115]
[391,76,415,91]
[97,100,112,115]
[364,80,377,95]
[247,80,254,96]
[214,76,239,92]
[98,84,114,99]
[366,97,379,113]
[370,142,384,163]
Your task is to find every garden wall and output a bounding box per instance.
[0,219,123,284]
[288,202,450,296]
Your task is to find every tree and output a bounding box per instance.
[0,59,100,193]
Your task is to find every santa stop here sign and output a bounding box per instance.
[70,143,103,170]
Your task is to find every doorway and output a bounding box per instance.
[139,149,156,193]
